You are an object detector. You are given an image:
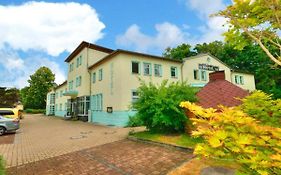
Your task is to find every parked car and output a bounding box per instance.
[0,115,20,136]
[0,108,22,120]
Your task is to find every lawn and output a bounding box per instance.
[0,156,5,175]
[130,131,203,148]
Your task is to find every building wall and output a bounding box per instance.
[46,90,55,115]
[54,83,68,117]
[231,72,256,91]
[182,54,232,87]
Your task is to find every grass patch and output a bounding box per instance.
[0,156,6,175]
[131,131,203,148]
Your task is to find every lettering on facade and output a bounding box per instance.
[198,64,219,71]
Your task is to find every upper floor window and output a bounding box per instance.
[92,94,103,111]
[76,76,82,87]
[194,70,199,80]
[60,90,63,97]
[154,64,162,77]
[132,61,140,74]
[92,72,96,83]
[69,80,74,90]
[98,69,103,81]
[76,55,82,68]
[143,63,151,76]
[235,75,244,85]
[170,66,178,78]
[201,70,207,81]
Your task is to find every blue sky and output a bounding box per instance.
[0,0,232,88]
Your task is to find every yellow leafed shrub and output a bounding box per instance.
[180,101,281,175]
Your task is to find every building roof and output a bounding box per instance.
[184,53,254,75]
[88,49,182,70]
[54,81,67,90]
[196,72,249,109]
[65,41,114,63]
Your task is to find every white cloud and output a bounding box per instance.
[185,0,229,44]
[186,0,225,18]
[116,22,189,53]
[0,48,65,88]
[0,1,105,56]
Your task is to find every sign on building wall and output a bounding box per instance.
[198,64,219,71]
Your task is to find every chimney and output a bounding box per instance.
[209,71,225,82]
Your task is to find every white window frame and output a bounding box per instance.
[201,70,207,81]
[131,61,140,74]
[171,66,178,78]
[154,64,162,77]
[143,63,151,76]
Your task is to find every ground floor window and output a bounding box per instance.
[92,94,103,111]
[193,70,199,80]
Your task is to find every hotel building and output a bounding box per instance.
[46,41,256,126]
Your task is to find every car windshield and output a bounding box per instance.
[0,110,14,115]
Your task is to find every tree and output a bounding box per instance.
[163,43,196,60]
[0,87,20,107]
[216,0,281,66]
[21,67,55,109]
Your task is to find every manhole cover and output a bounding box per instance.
[70,135,87,140]
[80,131,93,134]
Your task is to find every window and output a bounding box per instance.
[92,72,96,83]
[77,96,90,115]
[98,69,103,81]
[171,66,178,78]
[69,80,74,90]
[143,63,151,76]
[201,70,207,81]
[55,92,58,99]
[154,64,162,77]
[132,90,139,104]
[235,75,244,85]
[59,104,62,111]
[240,76,244,85]
[76,55,82,68]
[64,103,67,111]
[193,70,199,80]
[76,76,82,87]
[92,94,103,111]
[132,61,140,74]
[60,90,63,97]
[69,63,74,72]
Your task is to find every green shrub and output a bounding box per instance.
[24,109,46,114]
[239,90,281,127]
[127,115,143,127]
[132,80,197,133]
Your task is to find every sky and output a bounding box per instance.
[0,0,233,88]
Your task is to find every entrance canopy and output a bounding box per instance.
[63,90,78,98]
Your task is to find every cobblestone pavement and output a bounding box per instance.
[0,114,143,167]
[8,140,193,175]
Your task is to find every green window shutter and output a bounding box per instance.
[175,67,178,78]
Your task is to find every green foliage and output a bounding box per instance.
[216,0,281,66]
[20,67,55,109]
[0,87,20,107]
[239,91,281,127]
[24,109,46,114]
[127,115,143,127]
[181,101,281,175]
[163,44,196,60]
[132,80,197,133]
[0,156,6,175]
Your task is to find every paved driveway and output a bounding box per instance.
[0,114,138,167]
[0,114,193,175]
